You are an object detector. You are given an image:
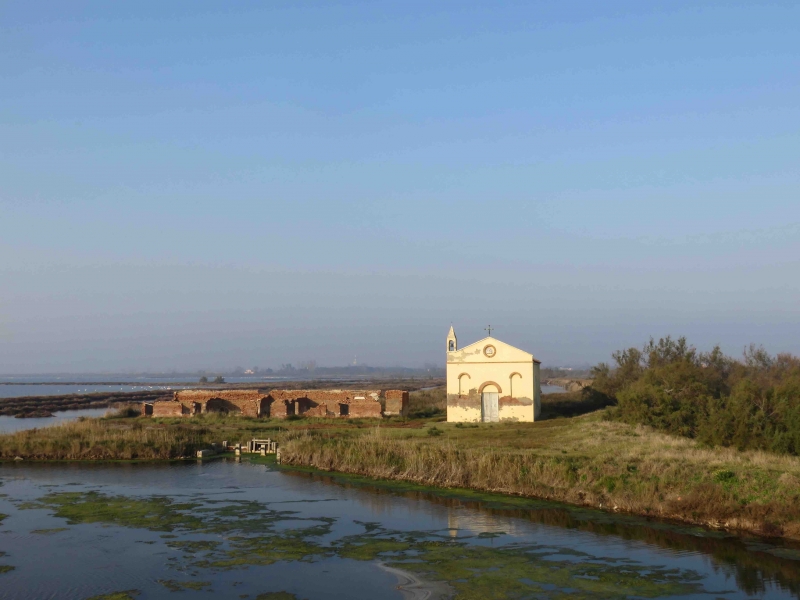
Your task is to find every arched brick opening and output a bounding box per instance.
[205,398,243,414]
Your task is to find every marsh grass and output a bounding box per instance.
[5,389,800,539]
[408,387,446,418]
[280,411,800,539]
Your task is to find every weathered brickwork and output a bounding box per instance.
[267,389,384,418]
[174,390,269,417]
[143,388,408,419]
[383,390,409,416]
[152,400,190,417]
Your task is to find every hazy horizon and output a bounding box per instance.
[2,2,799,374]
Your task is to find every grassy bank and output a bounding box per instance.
[278,409,800,540]
[3,389,800,540]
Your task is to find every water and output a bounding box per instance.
[0,384,197,399]
[1,461,798,599]
[0,376,339,399]
[541,384,568,394]
[0,409,110,434]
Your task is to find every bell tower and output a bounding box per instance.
[446,325,457,353]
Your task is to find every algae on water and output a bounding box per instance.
[84,591,140,600]
[157,579,212,592]
[31,527,69,535]
[23,489,712,599]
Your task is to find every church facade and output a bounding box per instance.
[446,326,541,422]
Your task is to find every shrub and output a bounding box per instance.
[598,337,800,456]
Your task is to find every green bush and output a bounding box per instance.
[596,337,800,456]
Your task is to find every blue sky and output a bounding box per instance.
[1,1,799,372]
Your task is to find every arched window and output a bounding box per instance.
[449,340,455,351]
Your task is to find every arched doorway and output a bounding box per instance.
[205,398,242,414]
[479,382,501,422]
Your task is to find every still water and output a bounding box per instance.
[0,384,196,400]
[0,409,111,435]
[1,460,798,599]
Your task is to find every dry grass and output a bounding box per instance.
[5,388,800,540]
[280,411,800,539]
[0,417,205,460]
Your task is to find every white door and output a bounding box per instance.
[481,392,499,422]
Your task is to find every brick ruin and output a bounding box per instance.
[144,388,408,419]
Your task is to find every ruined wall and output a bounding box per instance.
[265,389,385,418]
[347,399,383,418]
[383,390,409,417]
[144,388,405,419]
[152,400,188,417]
[174,390,268,417]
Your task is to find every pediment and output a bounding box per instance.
[447,337,539,364]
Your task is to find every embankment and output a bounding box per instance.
[278,411,800,540]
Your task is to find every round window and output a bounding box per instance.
[483,345,496,358]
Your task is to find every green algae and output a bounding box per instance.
[24,489,711,599]
[0,512,7,525]
[29,491,205,532]
[31,527,68,535]
[0,565,14,574]
[85,591,140,600]
[166,539,222,554]
[205,534,328,569]
[255,593,302,600]
[158,579,212,591]
[335,527,704,599]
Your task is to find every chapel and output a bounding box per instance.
[446,326,541,422]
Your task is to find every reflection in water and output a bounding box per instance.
[0,461,798,599]
[287,469,800,598]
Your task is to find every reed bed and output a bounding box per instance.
[280,413,800,539]
[0,418,204,460]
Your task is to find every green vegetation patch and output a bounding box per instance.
[31,527,69,535]
[255,593,302,600]
[334,525,705,600]
[85,590,140,600]
[157,579,212,592]
[165,539,222,554]
[0,513,7,525]
[0,565,15,575]
[30,491,204,532]
[24,488,712,598]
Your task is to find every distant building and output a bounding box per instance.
[446,326,541,422]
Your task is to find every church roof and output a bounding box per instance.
[449,336,541,364]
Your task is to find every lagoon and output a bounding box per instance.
[0,409,111,435]
[0,460,798,599]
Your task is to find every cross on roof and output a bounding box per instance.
[485,325,493,336]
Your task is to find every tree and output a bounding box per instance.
[213,376,225,384]
[199,376,208,384]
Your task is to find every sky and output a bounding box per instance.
[1,0,799,373]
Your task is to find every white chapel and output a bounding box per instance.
[446,326,541,422]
